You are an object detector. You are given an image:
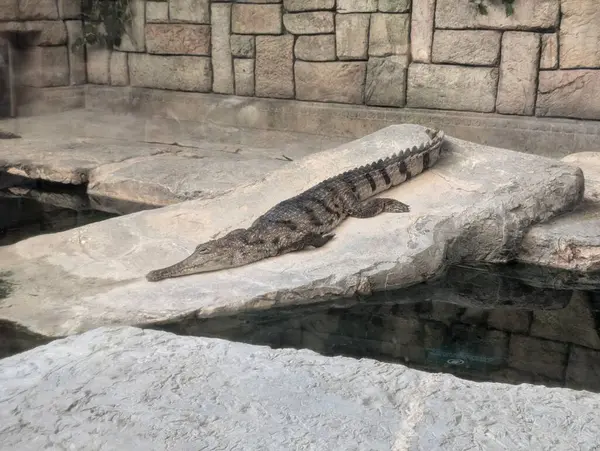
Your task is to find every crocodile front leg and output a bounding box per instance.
[303,232,335,248]
[277,232,335,255]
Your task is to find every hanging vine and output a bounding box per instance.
[470,0,516,16]
[71,0,132,50]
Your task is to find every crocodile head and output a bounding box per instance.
[145,229,261,282]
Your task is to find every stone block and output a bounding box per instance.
[336,14,369,60]
[496,31,540,116]
[560,0,600,69]
[15,86,84,116]
[255,35,294,98]
[453,325,510,367]
[19,21,68,46]
[540,33,558,70]
[531,292,600,350]
[365,56,406,107]
[0,21,65,46]
[234,58,254,96]
[295,61,366,104]
[337,0,376,13]
[407,63,498,112]
[146,24,210,55]
[537,70,600,120]
[0,0,18,20]
[58,0,80,18]
[418,302,462,324]
[146,1,168,22]
[129,54,212,92]
[295,35,335,61]
[432,30,501,66]
[0,21,22,34]
[378,0,410,12]
[284,0,334,11]
[486,309,530,334]
[435,0,560,30]
[411,0,435,62]
[382,316,424,362]
[65,20,86,85]
[212,3,234,94]
[18,46,69,87]
[18,0,58,19]
[284,12,334,34]
[566,346,600,391]
[86,47,110,84]
[459,308,488,326]
[369,13,409,57]
[508,335,568,381]
[230,35,254,58]
[110,51,129,86]
[232,4,282,34]
[423,321,447,350]
[169,0,210,23]
[116,0,145,52]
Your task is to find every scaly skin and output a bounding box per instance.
[146,128,446,281]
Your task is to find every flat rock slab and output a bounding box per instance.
[1,326,599,450]
[0,137,167,185]
[0,110,345,205]
[0,124,583,338]
[0,137,288,205]
[518,152,600,279]
[87,152,287,206]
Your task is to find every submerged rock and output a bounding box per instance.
[0,327,599,450]
[0,124,583,340]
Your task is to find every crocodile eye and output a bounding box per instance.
[195,244,210,254]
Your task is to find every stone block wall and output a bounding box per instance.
[0,0,85,115]
[0,0,85,87]
[81,0,600,122]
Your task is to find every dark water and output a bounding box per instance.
[153,262,600,393]
[2,171,600,392]
[0,172,160,356]
[0,172,156,246]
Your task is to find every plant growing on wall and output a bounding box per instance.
[470,0,516,16]
[71,0,132,50]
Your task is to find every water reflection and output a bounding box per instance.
[3,171,599,391]
[0,171,157,246]
[154,262,600,392]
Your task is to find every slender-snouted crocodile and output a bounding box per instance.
[146,128,446,282]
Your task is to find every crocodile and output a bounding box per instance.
[146,128,446,282]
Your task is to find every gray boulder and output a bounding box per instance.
[0,124,583,342]
[517,151,600,287]
[0,327,598,450]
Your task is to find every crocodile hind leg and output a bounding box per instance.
[347,198,410,218]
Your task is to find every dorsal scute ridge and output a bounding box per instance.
[318,128,444,185]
